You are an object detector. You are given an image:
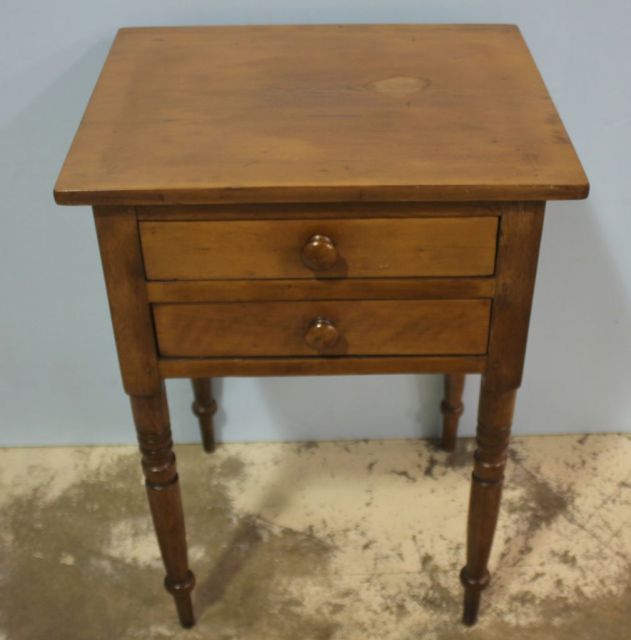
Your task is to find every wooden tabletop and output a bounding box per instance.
[54,24,588,205]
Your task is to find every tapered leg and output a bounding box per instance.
[460,380,516,625]
[131,386,196,628]
[440,373,466,451]
[191,378,217,453]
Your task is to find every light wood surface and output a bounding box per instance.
[485,202,545,390]
[93,207,161,395]
[55,25,588,205]
[140,217,498,280]
[153,299,491,357]
[145,277,495,303]
[137,202,502,220]
[158,355,486,378]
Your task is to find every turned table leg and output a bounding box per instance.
[93,208,197,626]
[131,385,196,627]
[460,380,516,625]
[440,373,465,451]
[458,203,544,624]
[191,378,217,453]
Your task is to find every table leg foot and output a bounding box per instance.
[460,567,490,625]
[165,571,196,627]
[191,378,217,453]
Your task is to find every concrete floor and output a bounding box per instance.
[1,434,630,639]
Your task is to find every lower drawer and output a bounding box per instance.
[153,299,491,357]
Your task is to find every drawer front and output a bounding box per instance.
[140,217,498,280]
[154,299,491,357]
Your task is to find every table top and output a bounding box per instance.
[54,24,588,206]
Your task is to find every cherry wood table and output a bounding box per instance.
[55,25,588,628]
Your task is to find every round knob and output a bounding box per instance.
[304,317,339,351]
[301,234,338,271]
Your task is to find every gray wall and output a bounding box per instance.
[1,1,630,446]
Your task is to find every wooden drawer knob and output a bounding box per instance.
[301,234,338,271]
[304,317,339,351]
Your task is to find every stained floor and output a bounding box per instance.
[1,434,630,639]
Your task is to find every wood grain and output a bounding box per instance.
[140,217,498,280]
[461,384,516,625]
[55,25,588,206]
[153,299,491,357]
[441,373,466,452]
[130,386,195,627]
[145,278,496,303]
[137,202,503,221]
[191,378,217,453]
[159,355,486,378]
[485,203,545,389]
[460,202,546,624]
[93,206,161,395]
[54,19,589,630]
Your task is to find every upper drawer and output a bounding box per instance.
[139,217,498,281]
